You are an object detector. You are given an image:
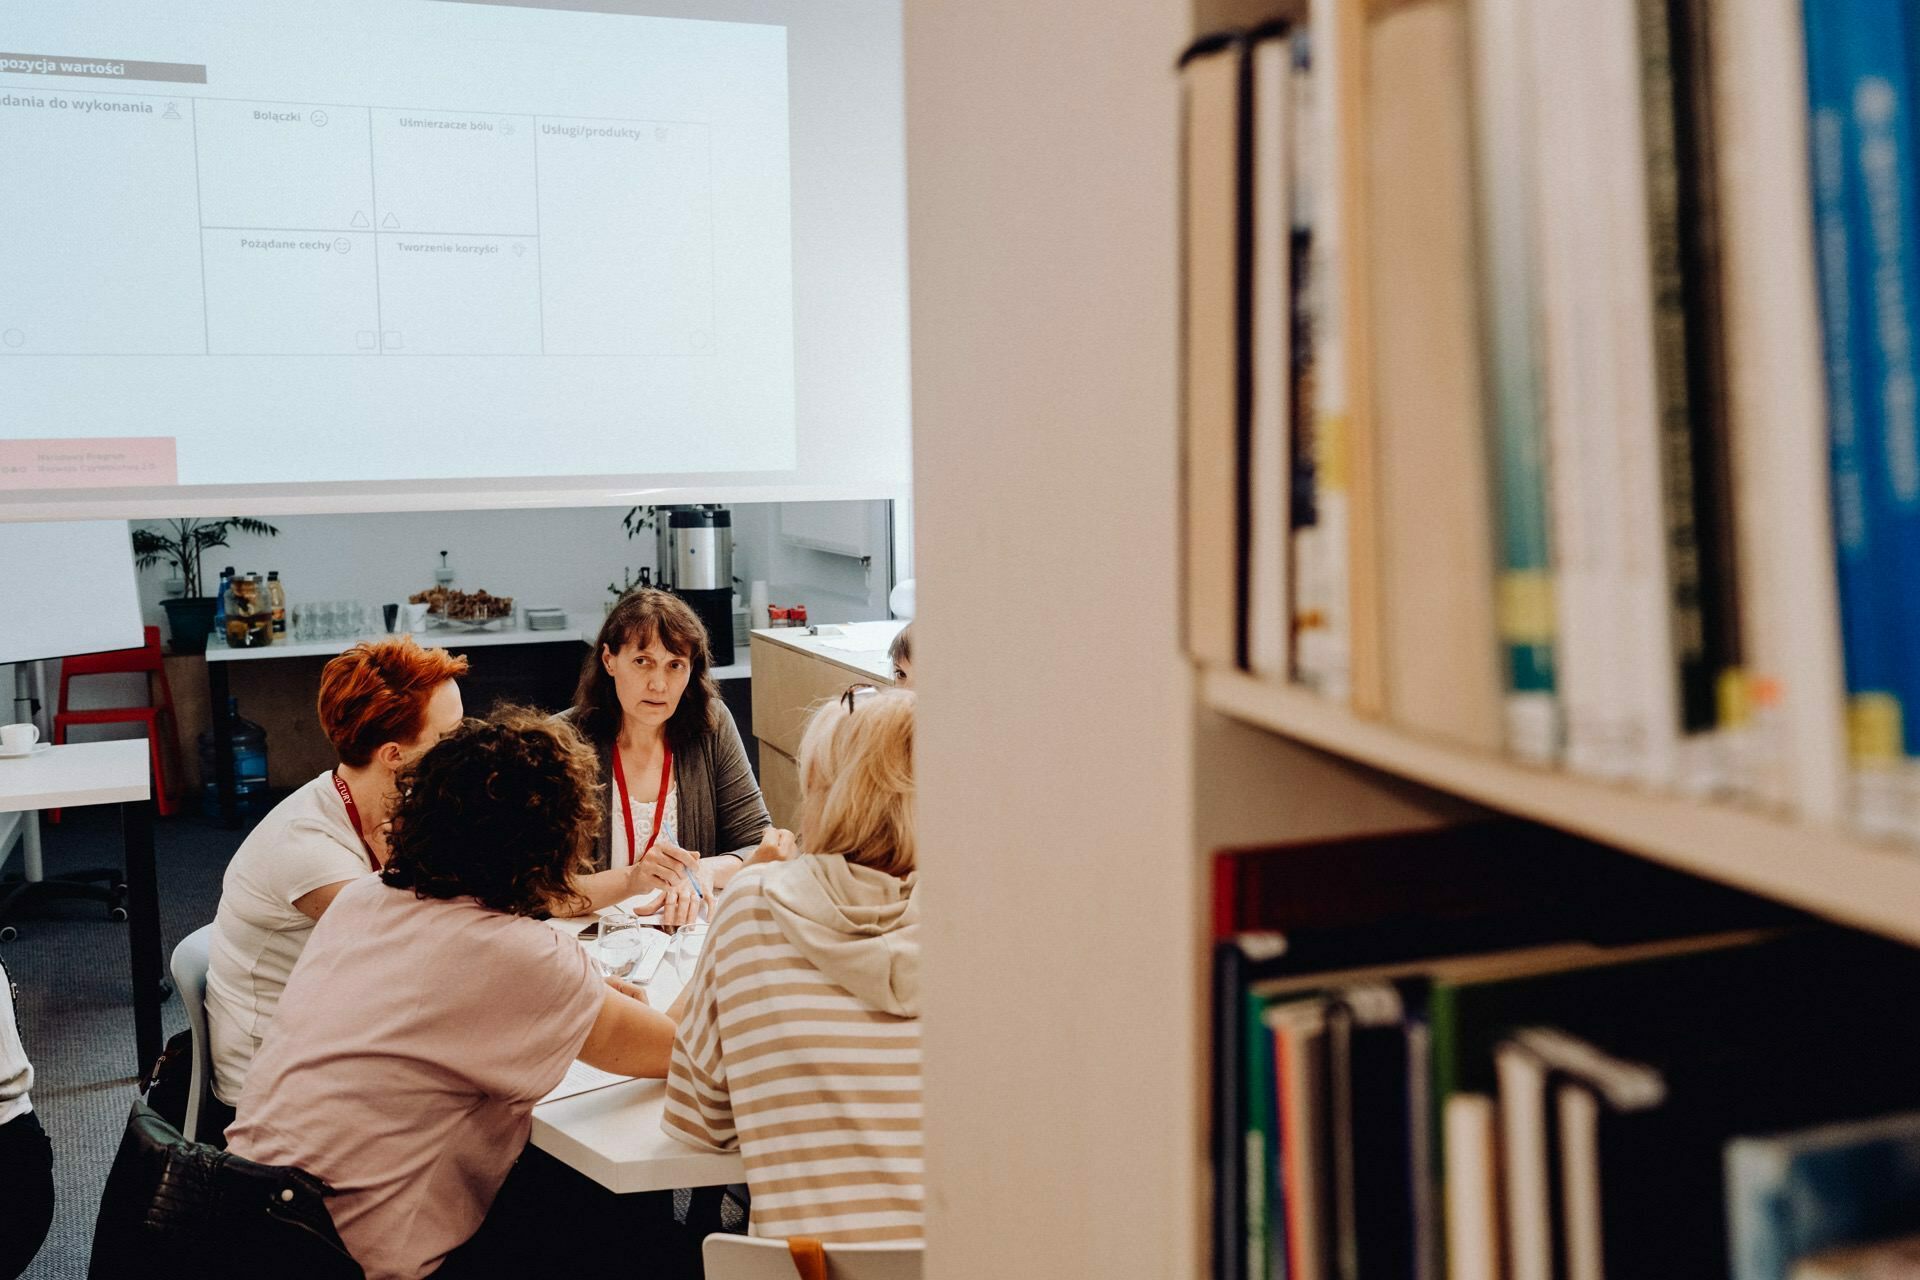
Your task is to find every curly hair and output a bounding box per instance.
[571,588,719,754]
[318,637,469,767]
[380,707,602,917]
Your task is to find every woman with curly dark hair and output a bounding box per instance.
[226,709,676,1280]
[566,588,796,927]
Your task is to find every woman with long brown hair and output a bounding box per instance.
[567,588,794,925]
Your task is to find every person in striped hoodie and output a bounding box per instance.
[663,686,921,1244]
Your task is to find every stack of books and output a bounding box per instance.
[1181,0,1920,841]
[1211,826,1920,1280]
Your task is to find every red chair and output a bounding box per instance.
[52,626,182,819]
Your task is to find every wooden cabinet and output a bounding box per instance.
[748,627,898,829]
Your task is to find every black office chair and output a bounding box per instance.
[0,808,125,944]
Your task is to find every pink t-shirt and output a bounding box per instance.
[227,875,603,1280]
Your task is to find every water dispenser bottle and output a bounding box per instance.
[199,697,270,817]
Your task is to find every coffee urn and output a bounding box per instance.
[669,507,735,665]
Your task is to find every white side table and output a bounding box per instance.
[0,740,160,1070]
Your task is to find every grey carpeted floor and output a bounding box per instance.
[5,803,239,1280]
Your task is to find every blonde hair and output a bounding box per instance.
[797,689,916,877]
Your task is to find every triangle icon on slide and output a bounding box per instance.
[382,212,398,228]
[351,211,369,228]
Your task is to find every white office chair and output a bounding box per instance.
[169,924,220,1142]
[702,1235,923,1280]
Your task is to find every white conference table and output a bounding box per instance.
[199,610,750,823]
[530,932,746,1194]
[0,739,160,1070]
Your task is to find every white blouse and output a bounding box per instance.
[614,776,681,866]
[0,956,32,1125]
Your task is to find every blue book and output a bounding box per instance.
[1726,1110,1920,1280]
[1802,0,1909,793]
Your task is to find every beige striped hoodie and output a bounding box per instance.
[663,856,922,1243]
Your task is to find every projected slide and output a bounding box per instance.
[0,1,796,487]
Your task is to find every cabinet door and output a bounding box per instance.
[749,636,867,758]
[758,744,802,831]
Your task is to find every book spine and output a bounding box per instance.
[1245,989,1272,1280]
[1181,37,1248,670]
[1468,0,1562,766]
[1531,0,1641,782]
[1267,1022,1290,1280]
[1288,30,1328,691]
[1707,0,1847,824]
[1330,0,1382,719]
[1671,0,1751,790]
[1637,0,1717,748]
[1235,41,1257,674]
[1601,0,1685,790]
[1214,941,1251,1280]
[1803,0,1909,836]
[1722,1140,1792,1280]
[1300,0,1359,707]
[1248,32,1295,681]
[1847,2,1920,837]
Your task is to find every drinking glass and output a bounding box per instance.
[595,914,648,979]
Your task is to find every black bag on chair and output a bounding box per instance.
[88,1100,363,1280]
[140,1028,196,1133]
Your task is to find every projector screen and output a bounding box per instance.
[0,0,907,518]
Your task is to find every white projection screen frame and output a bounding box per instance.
[0,0,907,519]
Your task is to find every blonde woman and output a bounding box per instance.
[662,686,922,1244]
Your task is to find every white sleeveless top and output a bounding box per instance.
[613,777,680,865]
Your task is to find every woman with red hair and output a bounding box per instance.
[204,635,468,1133]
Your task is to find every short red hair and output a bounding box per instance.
[317,637,470,767]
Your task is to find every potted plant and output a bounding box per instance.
[131,518,280,654]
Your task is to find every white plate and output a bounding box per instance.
[0,742,51,759]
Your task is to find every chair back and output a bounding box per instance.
[169,925,218,1142]
[703,1235,923,1280]
[60,626,166,705]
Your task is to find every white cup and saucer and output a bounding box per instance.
[0,723,48,759]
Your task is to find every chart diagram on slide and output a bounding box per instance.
[1,88,718,357]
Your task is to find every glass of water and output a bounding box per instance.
[594,914,648,980]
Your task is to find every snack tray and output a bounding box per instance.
[426,610,513,631]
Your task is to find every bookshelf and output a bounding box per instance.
[1163,0,1920,1268]
[906,0,1920,1274]
[1203,668,1920,946]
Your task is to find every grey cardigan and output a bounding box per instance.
[567,702,771,872]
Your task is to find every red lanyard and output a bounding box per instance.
[331,771,381,871]
[611,741,673,867]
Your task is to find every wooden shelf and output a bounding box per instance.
[1201,668,1920,946]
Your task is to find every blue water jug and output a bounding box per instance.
[198,697,270,817]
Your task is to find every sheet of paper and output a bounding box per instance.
[545,892,670,937]
[815,619,906,654]
[540,1059,636,1105]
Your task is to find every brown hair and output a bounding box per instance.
[571,588,719,754]
[318,636,469,767]
[797,688,915,877]
[888,622,913,667]
[380,707,600,917]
